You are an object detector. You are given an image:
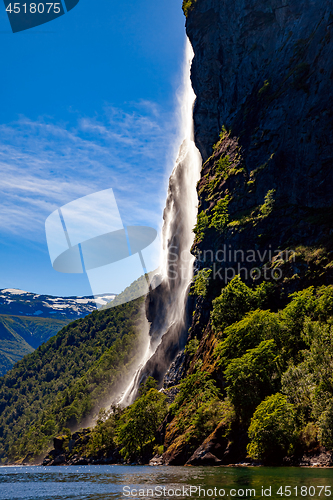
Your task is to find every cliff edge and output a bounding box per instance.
[157,0,333,466]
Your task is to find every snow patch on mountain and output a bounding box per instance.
[0,289,116,320]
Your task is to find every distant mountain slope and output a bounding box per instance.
[0,289,116,320]
[0,292,146,463]
[0,315,68,376]
[0,314,70,349]
[0,319,34,377]
[0,289,116,376]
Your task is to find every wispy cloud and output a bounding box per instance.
[0,103,179,239]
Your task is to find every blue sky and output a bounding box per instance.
[0,0,186,296]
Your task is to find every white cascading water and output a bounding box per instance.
[159,39,202,306]
[118,39,202,406]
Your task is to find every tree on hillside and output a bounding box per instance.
[247,393,296,463]
[116,384,167,460]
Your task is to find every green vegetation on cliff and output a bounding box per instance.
[117,382,167,460]
[179,277,333,464]
[182,0,196,17]
[42,378,168,464]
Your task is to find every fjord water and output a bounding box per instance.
[1,466,333,500]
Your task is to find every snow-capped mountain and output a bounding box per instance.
[0,289,116,320]
[0,289,117,376]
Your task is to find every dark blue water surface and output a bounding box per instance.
[0,465,333,500]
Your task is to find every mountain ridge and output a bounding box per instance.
[0,288,116,319]
[0,289,116,375]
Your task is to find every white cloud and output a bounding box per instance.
[0,103,178,239]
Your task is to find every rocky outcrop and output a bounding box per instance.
[162,436,195,466]
[163,351,186,388]
[42,431,122,466]
[149,454,164,466]
[281,447,333,467]
[187,423,250,466]
[297,449,333,467]
[185,422,229,465]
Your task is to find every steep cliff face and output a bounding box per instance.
[158,0,333,466]
[189,0,333,178]
[185,0,333,293]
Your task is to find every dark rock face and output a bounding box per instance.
[162,440,195,466]
[162,351,186,388]
[185,422,229,465]
[184,0,333,303]
[137,285,194,390]
[297,448,333,467]
[157,0,333,468]
[53,436,65,452]
[187,0,333,224]
[188,0,333,174]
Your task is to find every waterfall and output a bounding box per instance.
[118,39,202,406]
